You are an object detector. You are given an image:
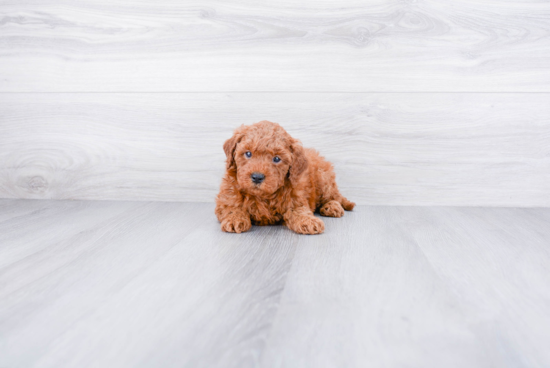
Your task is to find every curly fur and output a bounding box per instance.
[215,120,355,235]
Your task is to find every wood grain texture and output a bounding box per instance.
[261,205,550,368]
[0,200,299,368]
[1,93,549,206]
[1,199,549,367]
[407,207,550,368]
[1,0,550,92]
[262,207,488,368]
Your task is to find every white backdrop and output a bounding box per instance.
[1,0,549,206]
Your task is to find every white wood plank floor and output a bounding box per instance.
[0,199,549,368]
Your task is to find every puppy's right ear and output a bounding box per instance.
[223,127,244,173]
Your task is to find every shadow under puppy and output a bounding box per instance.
[215,120,355,235]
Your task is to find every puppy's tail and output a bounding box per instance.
[340,196,355,211]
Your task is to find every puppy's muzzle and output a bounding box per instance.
[251,172,265,184]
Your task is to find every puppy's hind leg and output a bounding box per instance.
[314,153,355,213]
[319,191,355,214]
[338,195,355,211]
[322,184,355,214]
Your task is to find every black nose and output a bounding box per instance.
[251,172,265,184]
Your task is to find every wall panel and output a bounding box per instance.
[1,0,550,92]
[1,93,548,206]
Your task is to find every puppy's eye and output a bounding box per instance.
[245,151,252,158]
[273,156,281,163]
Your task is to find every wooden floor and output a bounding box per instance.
[1,199,549,367]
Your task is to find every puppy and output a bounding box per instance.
[215,120,355,235]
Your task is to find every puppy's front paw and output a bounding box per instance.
[320,200,345,218]
[290,215,325,235]
[221,214,251,233]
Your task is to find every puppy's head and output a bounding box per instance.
[223,120,307,196]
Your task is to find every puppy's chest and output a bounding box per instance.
[248,198,284,225]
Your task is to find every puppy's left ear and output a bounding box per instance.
[289,139,308,186]
[223,127,244,173]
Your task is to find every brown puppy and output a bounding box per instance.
[215,121,355,235]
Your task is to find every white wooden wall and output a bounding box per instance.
[1,0,549,206]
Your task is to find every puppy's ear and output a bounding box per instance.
[289,139,308,186]
[223,127,244,173]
